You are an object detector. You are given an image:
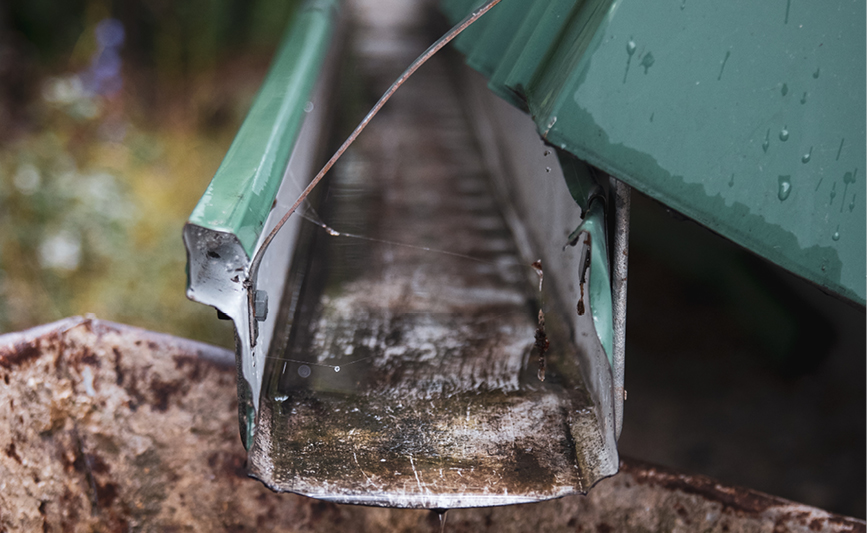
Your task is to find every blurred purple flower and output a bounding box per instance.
[95,18,125,49]
[85,18,125,97]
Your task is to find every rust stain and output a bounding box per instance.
[619,459,866,533]
[172,354,204,382]
[148,377,186,412]
[577,284,585,316]
[620,459,780,514]
[4,442,22,464]
[534,309,549,382]
[112,347,124,385]
[207,450,248,479]
[0,341,42,370]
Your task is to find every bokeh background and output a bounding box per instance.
[0,0,304,347]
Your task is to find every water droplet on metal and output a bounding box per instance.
[762,129,770,153]
[623,38,636,83]
[781,83,788,96]
[298,365,311,378]
[802,147,812,163]
[717,50,731,81]
[640,51,655,74]
[779,127,789,142]
[433,509,449,533]
[813,67,820,79]
[728,173,735,187]
[849,194,857,212]
[830,182,837,204]
[832,226,840,241]
[777,175,792,201]
[800,92,807,104]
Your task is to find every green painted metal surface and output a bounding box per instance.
[444,0,866,306]
[558,152,613,363]
[188,0,339,258]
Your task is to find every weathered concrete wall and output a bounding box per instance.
[0,318,863,532]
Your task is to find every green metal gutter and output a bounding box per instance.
[183,0,341,444]
[188,0,340,258]
[444,0,866,306]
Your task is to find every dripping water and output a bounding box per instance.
[431,509,449,533]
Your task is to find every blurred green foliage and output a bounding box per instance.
[2,0,298,70]
[0,0,301,347]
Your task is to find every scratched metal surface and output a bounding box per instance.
[246,2,617,508]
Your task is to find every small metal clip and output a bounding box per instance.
[254,290,269,322]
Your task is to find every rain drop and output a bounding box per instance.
[433,509,449,533]
[728,173,735,188]
[802,147,812,163]
[640,51,655,74]
[813,67,820,79]
[830,182,837,204]
[849,195,856,212]
[623,38,636,83]
[762,129,770,153]
[832,226,840,241]
[781,83,788,96]
[800,92,807,104]
[298,365,311,378]
[717,50,731,81]
[333,366,341,373]
[777,175,792,201]
[779,127,789,142]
